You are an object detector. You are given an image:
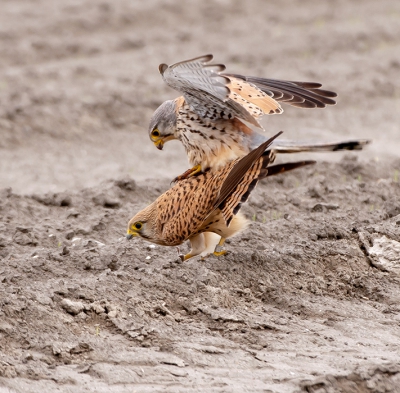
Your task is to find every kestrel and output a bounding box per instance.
[148,54,369,180]
[126,131,315,261]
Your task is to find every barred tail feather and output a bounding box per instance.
[270,139,371,153]
[259,160,316,179]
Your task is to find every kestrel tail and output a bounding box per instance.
[126,131,315,261]
[147,54,370,179]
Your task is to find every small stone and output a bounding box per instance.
[0,236,8,247]
[311,203,339,212]
[169,369,188,377]
[115,177,136,191]
[76,364,92,373]
[70,342,92,354]
[160,355,186,368]
[22,353,33,363]
[93,193,121,208]
[36,294,52,306]
[0,322,14,334]
[59,194,72,206]
[65,231,75,240]
[13,228,37,246]
[369,236,400,273]
[107,255,118,271]
[16,226,32,233]
[76,312,88,320]
[67,209,79,218]
[61,299,85,315]
[52,344,62,355]
[86,239,105,248]
[91,303,105,314]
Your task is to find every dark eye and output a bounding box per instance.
[152,129,160,137]
[134,222,142,230]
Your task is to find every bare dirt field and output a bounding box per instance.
[0,1,400,392]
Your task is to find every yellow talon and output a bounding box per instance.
[180,253,193,261]
[187,164,202,178]
[172,164,202,183]
[213,237,226,257]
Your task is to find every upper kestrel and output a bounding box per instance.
[127,131,315,260]
[148,54,369,178]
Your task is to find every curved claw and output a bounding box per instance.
[213,250,227,257]
[171,165,202,184]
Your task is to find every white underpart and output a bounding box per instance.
[187,212,249,260]
[188,232,221,259]
[176,104,251,171]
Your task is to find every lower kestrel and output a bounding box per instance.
[147,54,369,180]
[126,131,315,260]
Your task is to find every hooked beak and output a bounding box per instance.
[126,229,138,240]
[154,139,164,150]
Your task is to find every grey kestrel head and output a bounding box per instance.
[148,99,179,150]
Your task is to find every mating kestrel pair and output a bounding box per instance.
[127,132,315,261]
[127,55,369,260]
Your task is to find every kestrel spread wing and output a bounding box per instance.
[127,131,315,260]
[149,54,369,175]
[159,54,283,128]
[158,54,339,126]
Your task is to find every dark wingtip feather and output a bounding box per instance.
[202,54,214,62]
[261,160,316,178]
[310,88,338,98]
[290,81,322,89]
[332,140,371,151]
[204,63,226,72]
[159,63,168,75]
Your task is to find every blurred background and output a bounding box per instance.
[0,0,399,194]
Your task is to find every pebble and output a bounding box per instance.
[61,298,85,315]
[169,369,188,377]
[0,236,7,247]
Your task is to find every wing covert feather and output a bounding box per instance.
[159,55,261,127]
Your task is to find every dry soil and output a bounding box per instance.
[0,1,400,392]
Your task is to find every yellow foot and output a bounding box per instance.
[213,238,226,256]
[172,164,202,183]
[179,253,193,262]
